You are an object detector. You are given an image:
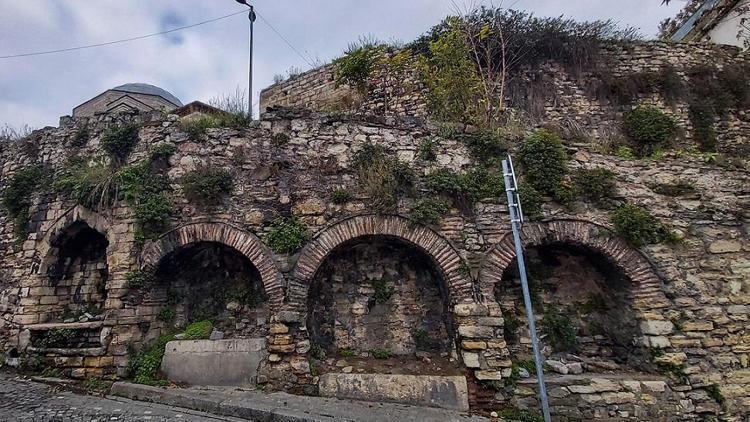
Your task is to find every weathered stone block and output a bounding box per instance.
[453,303,489,317]
[161,339,266,386]
[457,325,494,339]
[640,320,674,335]
[318,373,469,411]
[708,240,742,254]
[474,370,503,381]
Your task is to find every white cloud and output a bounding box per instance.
[0,0,685,128]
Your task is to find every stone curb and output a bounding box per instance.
[110,382,488,422]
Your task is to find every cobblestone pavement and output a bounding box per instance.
[0,372,247,422]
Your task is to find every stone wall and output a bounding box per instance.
[0,106,747,419]
[260,41,750,157]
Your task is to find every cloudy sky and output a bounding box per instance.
[0,0,685,129]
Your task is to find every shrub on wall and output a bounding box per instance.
[611,203,673,247]
[461,131,509,166]
[622,106,676,156]
[2,165,49,241]
[519,129,567,194]
[416,137,438,161]
[117,160,172,243]
[517,183,543,220]
[101,123,140,163]
[266,217,308,254]
[688,103,717,152]
[332,41,380,94]
[409,198,450,225]
[70,124,90,148]
[571,167,616,204]
[425,167,503,211]
[418,18,483,124]
[181,166,233,205]
[54,157,119,210]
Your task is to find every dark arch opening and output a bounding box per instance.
[306,236,460,375]
[46,221,109,319]
[152,241,269,338]
[497,242,651,371]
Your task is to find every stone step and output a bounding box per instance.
[319,373,470,412]
[110,382,487,422]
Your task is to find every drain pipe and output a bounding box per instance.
[501,156,552,422]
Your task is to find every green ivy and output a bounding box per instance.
[519,129,567,195]
[125,270,153,289]
[339,348,355,357]
[2,165,49,241]
[101,123,140,163]
[409,198,449,225]
[128,334,174,386]
[271,133,290,146]
[540,309,577,352]
[181,166,233,205]
[416,137,438,161]
[117,161,172,243]
[622,106,676,156]
[611,203,671,247]
[371,278,394,304]
[266,217,308,254]
[517,183,543,220]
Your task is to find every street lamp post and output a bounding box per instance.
[235,0,256,117]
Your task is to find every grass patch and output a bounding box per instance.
[352,142,414,211]
[181,166,233,205]
[369,349,393,359]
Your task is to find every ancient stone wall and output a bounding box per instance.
[0,106,747,418]
[260,41,750,157]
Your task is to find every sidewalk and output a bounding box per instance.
[111,382,489,422]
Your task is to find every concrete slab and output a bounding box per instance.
[318,373,470,411]
[111,382,486,422]
[160,338,266,386]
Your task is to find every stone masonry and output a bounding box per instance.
[0,39,748,420]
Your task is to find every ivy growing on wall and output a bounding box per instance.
[519,129,567,195]
[409,198,450,225]
[101,123,140,164]
[2,165,49,241]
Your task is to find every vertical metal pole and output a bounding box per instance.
[248,6,254,118]
[502,158,552,422]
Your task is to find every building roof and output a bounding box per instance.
[111,83,183,106]
[670,0,742,41]
[172,101,227,117]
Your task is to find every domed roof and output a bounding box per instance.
[111,83,183,106]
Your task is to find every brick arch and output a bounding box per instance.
[36,205,116,275]
[289,214,473,308]
[139,222,284,307]
[479,219,668,309]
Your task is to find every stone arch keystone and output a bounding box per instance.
[139,221,284,307]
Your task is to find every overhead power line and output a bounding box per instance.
[255,10,316,68]
[0,9,248,59]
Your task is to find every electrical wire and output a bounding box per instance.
[0,9,247,59]
[255,10,316,68]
